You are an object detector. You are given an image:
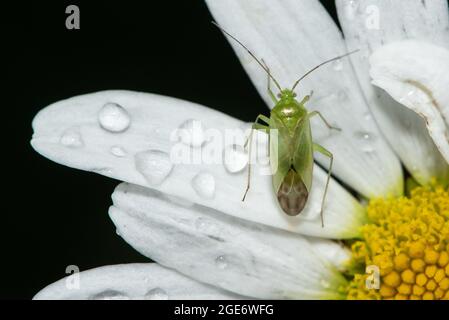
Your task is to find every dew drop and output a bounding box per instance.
[135,150,173,185]
[110,146,127,157]
[354,131,376,153]
[60,127,84,148]
[90,290,129,300]
[115,228,121,236]
[354,131,372,140]
[332,59,343,71]
[98,102,131,133]
[215,255,228,270]
[177,119,206,147]
[192,172,215,199]
[144,288,169,300]
[223,144,248,173]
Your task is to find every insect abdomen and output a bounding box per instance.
[276,168,308,216]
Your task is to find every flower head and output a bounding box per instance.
[347,183,449,300]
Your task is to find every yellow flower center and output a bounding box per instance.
[345,183,449,300]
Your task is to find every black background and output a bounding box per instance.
[4,0,342,299]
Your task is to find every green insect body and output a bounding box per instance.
[270,91,314,216]
[244,88,339,226]
[213,22,356,226]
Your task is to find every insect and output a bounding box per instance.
[213,22,358,227]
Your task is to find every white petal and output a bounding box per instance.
[336,0,449,184]
[308,239,351,273]
[34,263,242,300]
[31,90,366,238]
[109,183,348,300]
[370,40,449,167]
[205,0,403,197]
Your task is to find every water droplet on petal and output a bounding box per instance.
[135,150,173,185]
[215,255,228,269]
[349,0,358,7]
[332,59,343,71]
[354,131,372,141]
[177,119,206,147]
[98,102,131,132]
[90,290,129,300]
[115,228,121,236]
[354,131,376,153]
[192,172,215,199]
[144,288,168,300]
[60,127,84,148]
[223,144,248,173]
[110,146,127,157]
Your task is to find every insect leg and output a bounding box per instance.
[298,90,314,105]
[308,111,341,131]
[243,115,270,201]
[257,114,271,125]
[262,59,278,104]
[309,90,314,98]
[244,115,271,148]
[313,143,333,228]
[299,95,310,105]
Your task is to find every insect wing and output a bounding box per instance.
[273,114,313,216]
[277,168,309,216]
[292,116,314,193]
[269,113,292,193]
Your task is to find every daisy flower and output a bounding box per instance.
[31,0,449,300]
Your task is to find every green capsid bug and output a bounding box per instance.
[213,22,358,227]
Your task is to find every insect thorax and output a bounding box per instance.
[272,92,307,133]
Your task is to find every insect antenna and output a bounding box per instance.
[291,49,360,91]
[212,21,283,92]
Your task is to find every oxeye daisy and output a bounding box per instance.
[31,0,449,300]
